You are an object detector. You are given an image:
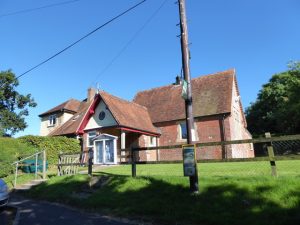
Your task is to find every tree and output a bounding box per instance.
[245,61,300,135]
[0,70,37,136]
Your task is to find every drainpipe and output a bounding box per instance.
[221,114,227,159]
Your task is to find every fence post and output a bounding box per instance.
[58,154,61,176]
[14,162,18,188]
[35,153,38,179]
[88,148,93,177]
[265,132,277,177]
[43,150,47,180]
[131,147,136,177]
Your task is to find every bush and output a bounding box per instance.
[18,135,81,165]
[0,137,37,178]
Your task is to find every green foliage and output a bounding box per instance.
[18,135,81,165]
[0,69,37,136]
[0,137,36,178]
[0,135,80,178]
[246,61,300,135]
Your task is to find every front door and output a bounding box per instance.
[94,137,117,164]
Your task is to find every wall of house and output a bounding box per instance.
[228,79,254,158]
[151,116,228,161]
[39,112,74,136]
[85,100,117,130]
[136,135,158,162]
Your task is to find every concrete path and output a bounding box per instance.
[9,194,148,225]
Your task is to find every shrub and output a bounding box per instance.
[18,135,81,165]
[0,137,37,178]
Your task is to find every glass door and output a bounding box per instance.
[104,139,114,163]
[94,138,116,164]
[95,140,104,164]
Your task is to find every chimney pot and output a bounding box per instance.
[87,88,96,102]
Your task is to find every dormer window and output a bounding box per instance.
[48,115,57,127]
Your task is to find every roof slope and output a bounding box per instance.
[50,91,159,136]
[100,91,159,134]
[133,69,235,123]
[49,101,89,136]
[39,99,81,117]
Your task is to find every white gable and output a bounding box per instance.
[85,100,117,130]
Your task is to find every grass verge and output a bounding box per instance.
[25,161,300,225]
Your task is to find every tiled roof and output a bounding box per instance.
[50,91,159,136]
[99,91,159,134]
[48,69,236,136]
[49,101,89,136]
[39,99,81,117]
[133,69,235,123]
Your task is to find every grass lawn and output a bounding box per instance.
[3,166,58,189]
[26,160,300,225]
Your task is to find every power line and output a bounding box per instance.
[17,0,147,79]
[89,0,169,88]
[0,0,81,18]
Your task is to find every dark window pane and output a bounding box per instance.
[180,122,187,139]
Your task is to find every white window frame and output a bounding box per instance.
[87,131,97,147]
[48,115,57,127]
[94,138,117,165]
[149,136,156,147]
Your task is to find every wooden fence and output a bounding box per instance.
[120,133,300,177]
[57,153,83,176]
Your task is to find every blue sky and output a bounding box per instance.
[0,0,299,137]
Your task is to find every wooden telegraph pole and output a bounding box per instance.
[178,0,199,193]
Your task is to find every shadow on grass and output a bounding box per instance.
[25,172,300,225]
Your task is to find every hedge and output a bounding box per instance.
[18,135,81,165]
[0,136,81,178]
[0,137,36,178]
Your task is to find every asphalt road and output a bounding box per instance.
[0,206,16,225]
[8,194,145,225]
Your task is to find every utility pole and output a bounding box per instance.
[178,0,199,193]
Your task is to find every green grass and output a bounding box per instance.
[3,166,58,189]
[26,160,300,225]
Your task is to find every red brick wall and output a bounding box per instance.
[153,115,226,161]
[81,113,253,163]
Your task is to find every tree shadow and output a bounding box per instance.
[23,173,300,225]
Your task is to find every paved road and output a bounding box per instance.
[0,206,16,225]
[9,194,143,225]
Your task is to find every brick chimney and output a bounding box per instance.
[87,88,96,102]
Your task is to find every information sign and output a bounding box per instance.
[182,144,196,176]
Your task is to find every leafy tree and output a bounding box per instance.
[246,61,300,135]
[0,70,37,136]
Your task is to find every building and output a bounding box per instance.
[39,69,253,164]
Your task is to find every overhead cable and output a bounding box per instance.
[89,0,170,87]
[0,0,81,18]
[17,0,147,79]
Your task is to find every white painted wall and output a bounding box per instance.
[85,100,117,130]
[39,112,75,136]
[230,78,253,158]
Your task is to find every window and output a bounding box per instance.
[48,115,56,127]
[149,136,156,146]
[180,122,187,139]
[87,131,97,147]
